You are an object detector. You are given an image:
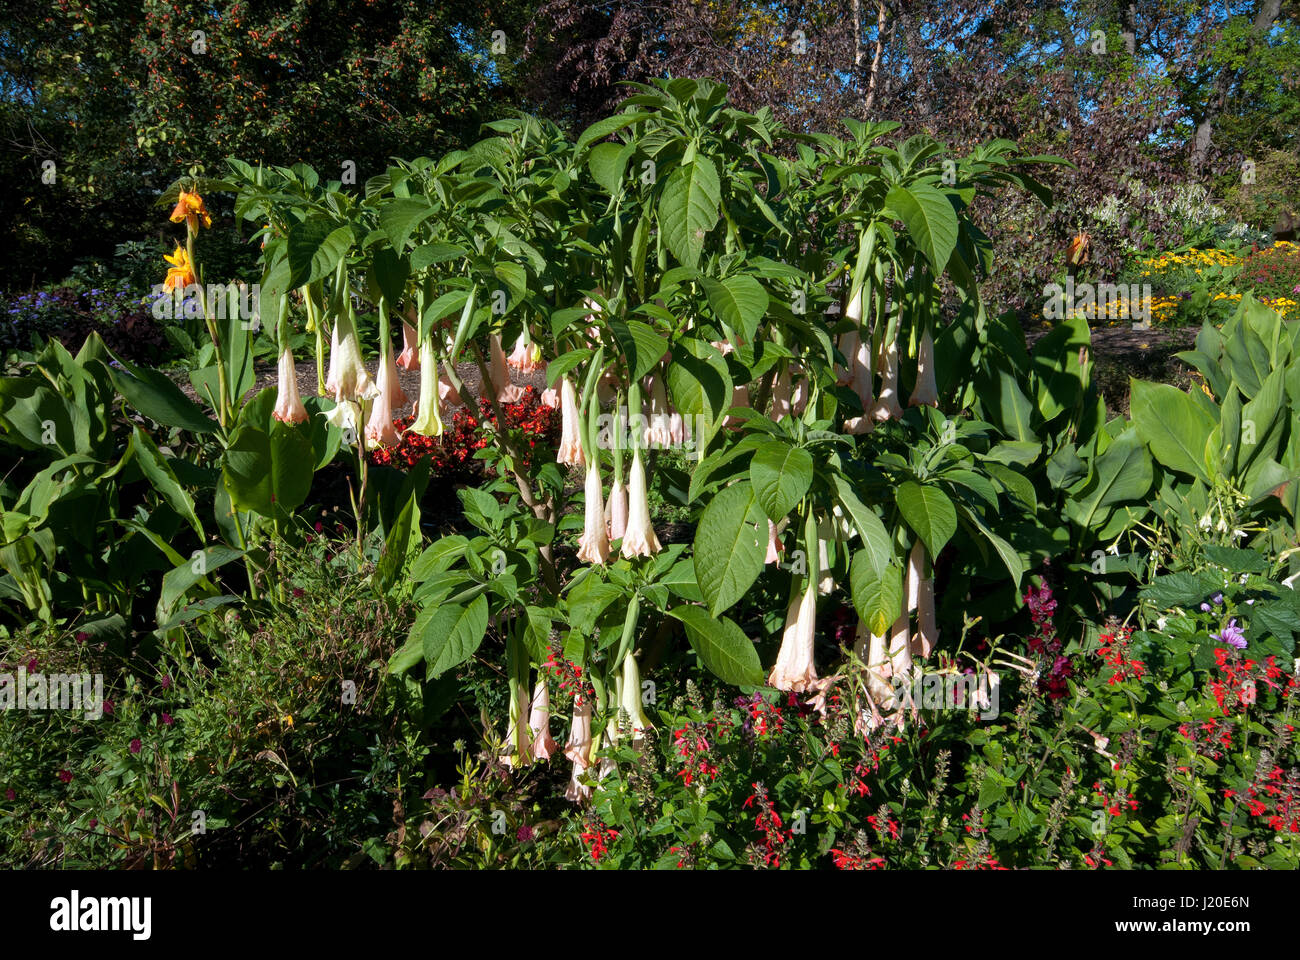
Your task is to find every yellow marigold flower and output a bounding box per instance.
[163,245,196,291]
[170,189,212,231]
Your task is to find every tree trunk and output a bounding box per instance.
[1190,0,1282,170]
[863,2,888,115]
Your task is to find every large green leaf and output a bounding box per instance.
[885,182,959,274]
[895,481,957,557]
[287,218,354,288]
[693,481,767,615]
[659,157,721,269]
[1066,427,1152,532]
[130,426,204,538]
[101,359,218,434]
[749,441,813,521]
[670,605,764,686]
[1129,379,1216,482]
[418,595,490,678]
[221,416,314,517]
[608,318,669,381]
[700,275,769,345]
[849,549,903,637]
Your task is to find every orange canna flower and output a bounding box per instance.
[163,246,196,291]
[169,189,212,231]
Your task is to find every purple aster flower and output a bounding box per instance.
[1211,619,1247,650]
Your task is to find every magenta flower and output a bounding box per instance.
[129,739,142,754]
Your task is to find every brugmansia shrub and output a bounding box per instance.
[210,76,1079,806]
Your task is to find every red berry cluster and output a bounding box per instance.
[1096,623,1145,685]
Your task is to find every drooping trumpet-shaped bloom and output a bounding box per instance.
[765,519,784,564]
[272,345,309,424]
[540,385,560,409]
[870,336,904,421]
[528,679,559,761]
[863,620,896,712]
[769,574,820,691]
[771,369,792,422]
[605,473,628,541]
[556,377,586,468]
[725,384,750,429]
[408,336,444,437]
[507,331,544,373]
[365,356,402,448]
[380,339,409,411]
[619,652,653,741]
[835,330,860,386]
[564,696,594,802]
[620,448,662,558]
[791,374,809,418]
[489,333,527,403]
[439,374,462,409]
[397,321,420,371]
[849,328,874,409]
[644,375,673,448]
[169,189,212,232]
[163,245,196,292]
[322,398,361,438]
[914,547,937,658]
[906,540,923,614]
[325,311,375,402]
[577,459,611,565]
[909,326,939,407]
[888,610,913,684]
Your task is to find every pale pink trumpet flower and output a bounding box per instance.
[540,385,560,409]
[489,333,527,403]
[725,384,751,429]
[556,377,586,468]
[325,311,375,402]
[605,472,628,541]
[563,697,594,802]
[643,375,673,448]
[528,679,559,761]
[618,652,653,743]
[408,336,444,437]
[272,345,309,424]
[439,374,462,409]
[577,458,611,565]
[913,544,938,658]
[620,448,662,558]
[771,368,792,422]
[364,351,402,448]
[507,330,544,373]
[768,574,820,692]
[765,519,784,565]
[909,326,939,407]
[381,338,409,410]
[397,321,420,371]
[870,336,904,421]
